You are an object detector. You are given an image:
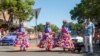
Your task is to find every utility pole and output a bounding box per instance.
[33,8,41,43]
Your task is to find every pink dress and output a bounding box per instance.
[57,26,74,49]
[38,25,54,49]
[14,33,29,48]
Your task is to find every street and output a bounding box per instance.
[0,51,84,56]
[0,39,100,56]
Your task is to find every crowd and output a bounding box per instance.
[37,20,74,51]
[0,19,95,54]
[37,19,95,54]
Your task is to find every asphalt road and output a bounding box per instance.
[0,39,100,56]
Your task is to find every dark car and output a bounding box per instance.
[0,32,17,45]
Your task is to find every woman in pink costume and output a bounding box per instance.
[38,22,54,51]
[14,25,29,51]
[58,20,74,51]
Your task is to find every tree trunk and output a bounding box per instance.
[1,10,6,21]
[8,12,14,32]
[19,19,23,28]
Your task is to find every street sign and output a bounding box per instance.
[32,8,41,43]
[32,8,41,19]
[35,8,41,19]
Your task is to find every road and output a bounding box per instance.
[0,39,100,56]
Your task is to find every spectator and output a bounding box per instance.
[84,19,95,54]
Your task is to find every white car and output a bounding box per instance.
[71,35,84,52]
[71,36,83,43]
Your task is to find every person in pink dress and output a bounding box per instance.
[38,22,54,51]
[14,24,29,51]
[58,20,74,51]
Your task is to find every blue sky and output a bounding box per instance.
[27,0,80,28]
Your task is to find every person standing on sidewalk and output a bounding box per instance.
[84,19,95,54]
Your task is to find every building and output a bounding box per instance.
[0,11,19,31]
[0,11,9,25]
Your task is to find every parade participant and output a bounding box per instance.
[38,22,54,51]
[84,19,95,54]
[14,24,29,51]
[19,32,29,51]
[58,20,74,51]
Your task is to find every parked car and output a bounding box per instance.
[71,35,83,43]
[0,32,17,45]
[71,35,84,52]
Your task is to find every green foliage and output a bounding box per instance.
[70,0,100,23]
[0,0,35,22]
[36,23,59,33]
[68,22,83,35]
[29,28,35,33]
[68,22,76,30]
[37,24,45,32]
[50,24,59,33]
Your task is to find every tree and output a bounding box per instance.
[0,0,35,25]
[50,24,59,33]
[70,0,100,24]
[68,22,83,35]
[37,24,45,32]
[35,23,59,33]
[14,0,35,22]
[68,22,76,30]
[75,23,83,35]
[28,28,35,33]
